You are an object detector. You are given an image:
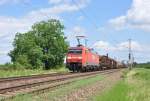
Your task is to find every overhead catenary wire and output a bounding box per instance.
[71,0,99,29]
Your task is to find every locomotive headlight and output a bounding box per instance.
[78,57,82,59]
[67,57,72,59]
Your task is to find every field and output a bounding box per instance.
[92,64,150,101]
[0,66,69,78]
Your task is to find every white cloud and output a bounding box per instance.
[77,16,84,21]
[93,41,115,51]
[93,40,150,63]
[109,0,150,31]
[72,26,86,35]
[66,26,87,41]
[49,0,90,6]
[0,0,89,38]
[0,0,90,63]
[117,41,143,51]
[109,16,127,30]
[0,0,30,5]
[0,50,9,55]
[0,1,89,39]
[49,0,62,4]
[64,25,88,47]
[93,40,149,52]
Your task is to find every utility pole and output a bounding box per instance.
[132,55,134,67]
[128,39,132,70]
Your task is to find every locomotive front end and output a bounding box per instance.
[66,47,83,72]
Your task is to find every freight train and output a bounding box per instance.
[66,45,124,72]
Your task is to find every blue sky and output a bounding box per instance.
[0,0,150,64]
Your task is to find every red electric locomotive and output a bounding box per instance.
[66,45,99,72]
[66,36,123,72]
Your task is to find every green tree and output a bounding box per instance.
[9,19,68,69]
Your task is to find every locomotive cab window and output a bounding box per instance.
[68,49,82,54]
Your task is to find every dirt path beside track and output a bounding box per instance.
[59,70,123,101]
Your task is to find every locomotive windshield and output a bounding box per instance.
[68,49,82,54]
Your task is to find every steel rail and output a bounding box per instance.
[0,72,71,83]
[0,69,122,101]
[0,69,120,94]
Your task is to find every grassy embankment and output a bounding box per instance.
[4,75,103,101]
[0,65,69,78]
[92,64,150,101]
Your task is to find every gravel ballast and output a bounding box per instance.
[59,70,123,101]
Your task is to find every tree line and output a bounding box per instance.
[9,19,68,70]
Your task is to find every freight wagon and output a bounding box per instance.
[99,55,118,70]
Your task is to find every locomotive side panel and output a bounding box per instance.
[81,48,99,71]
[85,49,99,66]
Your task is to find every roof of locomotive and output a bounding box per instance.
[69,45,88,50]
[69,45,98,54]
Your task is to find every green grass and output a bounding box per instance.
[136,63,150,69]
[93,81,131,101]
[92,67,150,101]
[0,67,69,78]
[133,68,150,80]
[5,75,103,101]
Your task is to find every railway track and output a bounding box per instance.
[0,69,122,101]
[0,72,71,83]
